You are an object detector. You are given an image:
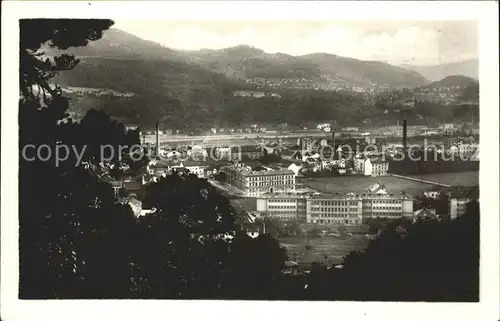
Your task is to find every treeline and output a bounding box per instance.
[67,88,384,129]
[67,88,480,131]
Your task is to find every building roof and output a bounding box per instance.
[309,194,363,200]
[246,169,295,176]
[414,208,437,216]
[359,192,413,200]
[223,164,294,177]
[367,183,387,194]
[258,192,315,199]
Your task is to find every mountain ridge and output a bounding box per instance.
[52,28,429,89]
[400,59,478,82]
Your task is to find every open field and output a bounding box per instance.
[408,171,478,186]
[279,236,369,265]
[300,175,434,197]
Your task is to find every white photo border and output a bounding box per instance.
[2,1,499,321]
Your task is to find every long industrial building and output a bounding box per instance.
[255,185,413,225]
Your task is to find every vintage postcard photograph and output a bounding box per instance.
[1,1,499,321]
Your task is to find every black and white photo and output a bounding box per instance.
[2,2,499,321]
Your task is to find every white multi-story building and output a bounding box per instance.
[221,164,295,196]
[371,160,389,177]
[449,197,472,220]
[360,193,414,219]
[306,194,363,225]
[297,137,315,152]
[256,195,306,221]
[354,157,373,176]
[354,157,388,177]
[254,186,413,225]
[182,161,208,178]
[457,143,478,156]
[214,146,235,161]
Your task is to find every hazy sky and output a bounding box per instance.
[115,20,477,66]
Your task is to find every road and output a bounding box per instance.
[208,179,246,198]
[389,174,451,188]
[143,130,426,147]
[144,132,332,145]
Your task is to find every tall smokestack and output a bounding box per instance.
[402,119,407,150]
[156,121,160,159]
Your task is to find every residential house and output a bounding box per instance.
[288,163,303,177]
[182,161,208,178]
[214,146,233,160]
[412,208,440,223]
[367,183,388,195]
[297,137,315,152]
[371,160,389,177]
[458,143,478,156]
[240,145,265,160]
[353,157,373,176]
[449,197,472,220]
[142,174,159,185]
[447,186,479,219]
[424,190,441,199]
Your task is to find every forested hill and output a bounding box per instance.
[47,27,480,129]
[53,28,428,89]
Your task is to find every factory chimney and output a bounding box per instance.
[155,121,160,159]
[402,119,407,150]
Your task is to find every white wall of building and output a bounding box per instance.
[450,198,471,220]
[363,159,373,176]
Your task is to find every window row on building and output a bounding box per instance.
[256,194,414,225]
[221,165,296,196]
